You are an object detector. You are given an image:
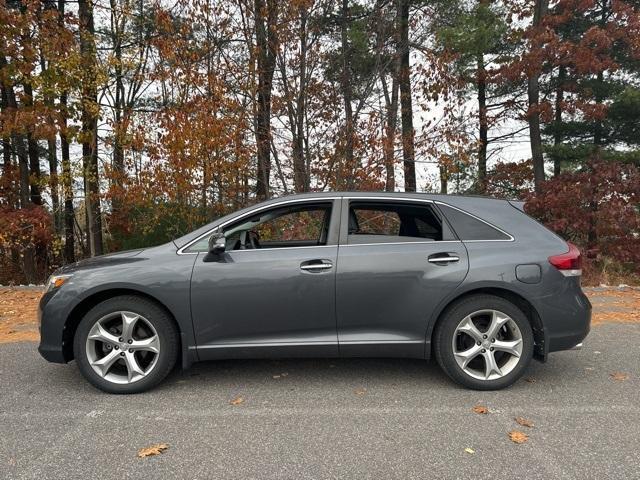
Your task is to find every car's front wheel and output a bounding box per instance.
[434,295,534,390]
[73,296,179,394]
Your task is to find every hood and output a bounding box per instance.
[57,248,146,274]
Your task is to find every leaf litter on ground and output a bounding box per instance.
[137,443,169,458]
[508,431,529,444]
[515,417,534,428]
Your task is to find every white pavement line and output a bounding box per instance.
[2,404,639,419]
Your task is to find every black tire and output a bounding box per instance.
[73,295,179,394]
[434,294,534,390]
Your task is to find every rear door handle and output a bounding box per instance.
[300,259,333,272]
[428,253,460,264]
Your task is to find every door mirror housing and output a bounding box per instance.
[208,232,226,254]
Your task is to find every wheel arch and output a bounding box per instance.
[62,288,186,366]
[426,286,546,360]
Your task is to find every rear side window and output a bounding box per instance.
[437,204,511,241]
[348,202,454,244]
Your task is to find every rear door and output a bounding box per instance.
[335,197,469,357]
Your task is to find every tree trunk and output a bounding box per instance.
[439,164,448,194]
[23,83,42,205]
[79,0,103,256]
[0,55,30,208]
[110,0,125,215]
[553,65,565,177]
[382,74,399,192]
[290,4,309,193]
[377,0,398,193]
[0,54,36,282]
[477,54,487,191]
[41,50,60,231]
[397,0,416,192]
[527,0,548,192]
[593,1,608,147]
[58,0,75,263]
[60,91,75,264]
[254,0,278,200]
[1,82,13,205]
[339,0,355,190]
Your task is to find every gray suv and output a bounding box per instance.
[38,192,591,393]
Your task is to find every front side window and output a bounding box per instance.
[347,202,452,244]
[185,202,332,252]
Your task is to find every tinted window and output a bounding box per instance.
[438,204,510,241]
[254,209,327,243]
[185,203,331,252]
[348,202,452,244]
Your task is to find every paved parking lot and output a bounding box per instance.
[1,320,639,479]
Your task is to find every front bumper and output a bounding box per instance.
[38,289,71,364]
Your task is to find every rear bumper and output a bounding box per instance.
[539,287,591,356]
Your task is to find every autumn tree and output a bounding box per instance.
[435,0,514,191]
[78,0,104,256]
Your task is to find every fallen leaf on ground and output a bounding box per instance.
[515,417,534,428]
[524,377,536,383]
[229,396,244,405]
[508,431,528,444]
[472,405,488,414]
[137,443,169,458]
[610,372,629,381]
[354,387,367,396]
[464,448,475,454]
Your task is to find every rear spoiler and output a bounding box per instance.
[508,200,525,212]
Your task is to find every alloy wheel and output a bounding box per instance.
[85,311,160,384]
[452,309,523,381]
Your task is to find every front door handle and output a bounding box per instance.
[428,253,460,264]
[300,259,333,272]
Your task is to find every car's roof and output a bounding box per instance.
[265,191,509,203]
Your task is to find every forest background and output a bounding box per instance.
[1,0,639,285]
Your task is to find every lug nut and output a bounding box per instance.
[120,352,125,357]
[119,337,123,342]
[127,339,133,344]
[130,350,135,353]
[481,349,486,353]
[490,347,494,351]
[491,338,495,343]
[114,345,119,350]
[482,335,487,339]
[476,341,481,346]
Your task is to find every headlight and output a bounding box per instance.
[45,274,73,293]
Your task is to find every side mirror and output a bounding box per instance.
[208,232,226,254]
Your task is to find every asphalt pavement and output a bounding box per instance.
[1,323,639,479]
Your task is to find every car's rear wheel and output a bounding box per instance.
[434,295,533,390]
[73,296,178,394]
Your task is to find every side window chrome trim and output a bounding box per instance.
[215,245,337,254]
[434,201,515,242]
[341,240,463,247]
[177,197,340,255]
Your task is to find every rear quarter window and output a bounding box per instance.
[438,204,511,241]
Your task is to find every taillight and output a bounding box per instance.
[548,242,582,277]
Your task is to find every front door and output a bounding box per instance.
[190,200,340,360]
[336,198,469,358]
